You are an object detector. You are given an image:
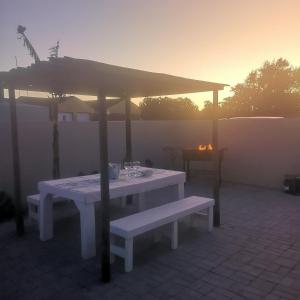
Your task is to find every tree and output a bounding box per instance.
[140,97,200,120]
[199,100,216,119]
[17,25,40,63]
[220,58,300,117]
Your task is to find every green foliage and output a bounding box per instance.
[219,58,300,117]
[139,97,200,120]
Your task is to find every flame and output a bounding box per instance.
[198,143,213,151]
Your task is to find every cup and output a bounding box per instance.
[109,163,121,180]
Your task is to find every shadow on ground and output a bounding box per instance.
[1,176,300,299]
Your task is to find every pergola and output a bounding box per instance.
[0,56,227,282]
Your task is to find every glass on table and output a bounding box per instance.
[124,161,131,176]
[132,161,141,170]
[132,161,142,177]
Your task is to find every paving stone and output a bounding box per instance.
[1,182,300,299]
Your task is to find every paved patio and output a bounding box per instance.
[1,177,300,300]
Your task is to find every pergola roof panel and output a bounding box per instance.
[1,57,227,97]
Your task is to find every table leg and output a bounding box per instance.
[171,221,178,249]
[75,202,96,259]
[120,196,127,208]
[39,192,53,241]
[138,192,146,211]
[125,237,133,272]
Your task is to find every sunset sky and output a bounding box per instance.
[1,0,300,108]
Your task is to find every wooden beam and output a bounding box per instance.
[125,96,132,162]
[124,96,133,204]
[51,95,60,179]
[8,84,24,236]
[0,81,4,100]
[212,90,220,227]
[98,92,111,283]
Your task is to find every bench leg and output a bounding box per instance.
[39,193,53,241]
[125,237,133,272]
[171,221,178,249]
[208,206,213,232]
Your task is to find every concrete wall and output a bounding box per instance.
[219,118,300,189]
[0,103,49,122]
[1,118,300,204]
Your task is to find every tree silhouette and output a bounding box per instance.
[140,97,200,120]
[17,25,40,63]
[218,58,300,117]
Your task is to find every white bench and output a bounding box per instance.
[27,194,66,222]
[110,195,214,272]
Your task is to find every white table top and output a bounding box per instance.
[38,168,186,204]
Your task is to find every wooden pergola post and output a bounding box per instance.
[125,95,132,162]
[124,95,133,204]
[98,91,111,283]
[212,89,220,227]
[51,95,60,179]
[0,81,4,101]
[8,83,24,236]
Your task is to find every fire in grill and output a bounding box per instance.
[183,143,214,162]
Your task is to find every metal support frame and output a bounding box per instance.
[8,84,24,236]
[212,90,220,227]
[98,92,111,283]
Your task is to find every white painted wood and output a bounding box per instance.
[111,244,126,258]
[39,193,53,241]
[27,194,66,222]
[38,168,186,204]
[37,168,186,259]
[75,202,96,259]
[110,196,214,272]
[125,237,133,272]
[171,221,178,250]
[110,196,214,238]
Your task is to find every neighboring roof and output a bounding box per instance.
[58,96,95,114]
[0,57,228,97]
[17,96,50,106]
[16,96,95,114]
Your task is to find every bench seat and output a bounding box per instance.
[110,195,214,272]
[27,194,66,222]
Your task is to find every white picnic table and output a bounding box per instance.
[38,167,185,259]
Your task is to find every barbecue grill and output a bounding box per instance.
[182,144,225,180]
